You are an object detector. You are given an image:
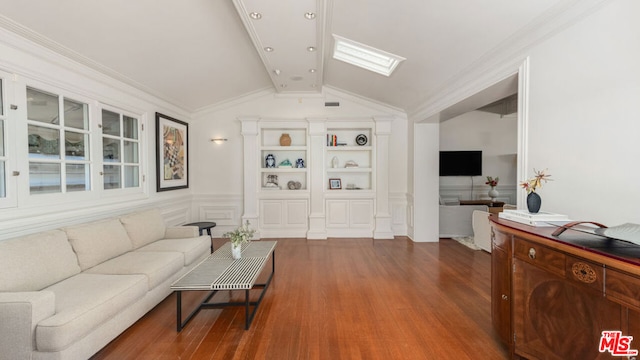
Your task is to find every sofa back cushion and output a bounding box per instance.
[0,230,81,291]
[119,209,166,249]
[65,219,133,271]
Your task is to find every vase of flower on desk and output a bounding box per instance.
[486,176,499,202]
[223,221,256,259]
[520,169,551,214]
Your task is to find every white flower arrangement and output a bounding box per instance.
[223,220,256,248]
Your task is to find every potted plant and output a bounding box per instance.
[223,220,256,259]
[520,169,552,213]
[485,176,499,201]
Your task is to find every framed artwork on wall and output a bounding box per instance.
[329,178,342,190]
[156,112,188,192]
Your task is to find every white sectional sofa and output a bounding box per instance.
[0,208,211,360]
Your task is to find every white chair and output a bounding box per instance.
[439,204,488,238]
[472,210,492,252]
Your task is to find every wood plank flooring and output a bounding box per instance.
[91,237,509,360]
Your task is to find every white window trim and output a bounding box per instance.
[0,70,18,209]
[97,103,147,198]
[1,77,149,209]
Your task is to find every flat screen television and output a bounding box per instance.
[439,151,482,176]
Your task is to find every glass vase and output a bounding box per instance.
[232,244,242,259]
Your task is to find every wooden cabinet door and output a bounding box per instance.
[513,259,622,359]
[491,227,512,346]
[492,245,511,346]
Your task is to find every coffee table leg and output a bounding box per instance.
[245,289,250,330]
[176,291,183,332]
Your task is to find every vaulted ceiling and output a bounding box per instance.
[0,0,573,113]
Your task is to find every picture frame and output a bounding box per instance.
[329,178,342,190]
[156,112,189,192]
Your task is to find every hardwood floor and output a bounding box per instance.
[91,237,509,360]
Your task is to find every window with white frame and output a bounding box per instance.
[101,108,141,190]
[0,77,6,198]
[27,87,91,195]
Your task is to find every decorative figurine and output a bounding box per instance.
[278,159,292,168]
[265,174,279,188]
[265,154,276,168]
[331,156,339,168]
[279,133,291,146]
[296,158,305,168]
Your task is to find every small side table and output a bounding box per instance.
[184,221,216,253]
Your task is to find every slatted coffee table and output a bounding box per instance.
[170,240,277,331]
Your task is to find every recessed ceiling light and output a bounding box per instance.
[249,12,262,20]
[307,46,316,52]
[332,34,406,76]
[309,68,316,73]
[273,69,281,76]
[311,84,317,88]
[264,46,274,52]
[280,84,287,88]
[304,12,316,20]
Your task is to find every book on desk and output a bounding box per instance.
[498,209,571,227]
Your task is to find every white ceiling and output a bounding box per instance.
[0,0,573,113]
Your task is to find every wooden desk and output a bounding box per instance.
[490,216,640,359]
[458,200,504,215]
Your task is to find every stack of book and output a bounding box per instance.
[326,134,346,146]
[499,210,571,227]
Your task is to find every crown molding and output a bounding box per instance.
[323,85,408,118]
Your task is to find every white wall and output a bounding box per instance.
[439,110,518,204]
[524,0,640,224]
[412,122,440,242]
[410,0,640,234]
[190,89,409,236]
[0,27,195,240]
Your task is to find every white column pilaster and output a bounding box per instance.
[373,116,394,239]
[240,117,260,239]
[306,118,327,239]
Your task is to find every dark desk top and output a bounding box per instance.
[460,200,505,207]
[490,215,640,268]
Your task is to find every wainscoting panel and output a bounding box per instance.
[191,193,409,239]
[161,204,193,227]
[390,192,408,236]
[0,196,192,241]
[191,194,243,237]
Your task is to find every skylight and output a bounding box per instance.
[332,35,405,76]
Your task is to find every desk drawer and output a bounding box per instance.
[606,268,640,309]
[513,238,565,277]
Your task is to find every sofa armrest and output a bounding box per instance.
[165,226,199,239]
[0,291,55,359]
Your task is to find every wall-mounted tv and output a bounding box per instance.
[439,151,482,176]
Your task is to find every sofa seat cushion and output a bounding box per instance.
[136,236,210,266]
[36,273,147,352]
[84,251,183,290]
[119,208,167,249]
[0,230,80,292]
[65,219,133,271]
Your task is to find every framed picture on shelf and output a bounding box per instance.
[329,178,342,190]
[156,112,189,192]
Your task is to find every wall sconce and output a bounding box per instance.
[210,138,228,144]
